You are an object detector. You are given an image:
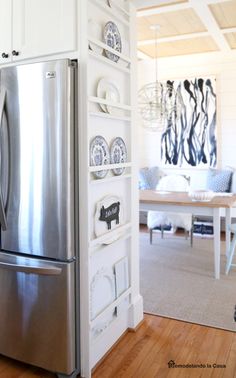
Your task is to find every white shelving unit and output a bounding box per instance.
[79,1,143,377]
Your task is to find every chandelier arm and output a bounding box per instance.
[155,27,158,85]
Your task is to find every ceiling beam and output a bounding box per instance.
[138,26,236,46]
[135,0,177,9]
[137,2,190,17]
[137,50,152,60]
[222,27,236,34]
[189,0,230,52]
[206,0,232,4]
[138,31,210,46]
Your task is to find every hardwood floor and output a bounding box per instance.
[0,314,235,377]
[93,314,236,378]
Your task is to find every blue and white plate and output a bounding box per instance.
[90,136,110,179]
[103,21,122,63]
[110,137,127,175]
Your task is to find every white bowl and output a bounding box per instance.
[188,190,215,202]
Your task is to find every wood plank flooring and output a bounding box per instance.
[93,314,236,378]
[0,314,235,377]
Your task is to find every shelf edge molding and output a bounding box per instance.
[89,162,132,172]
[89,96,131,111]
[88,51,130,74]
[90,287,132,328]
[89,222,132,248]
[88,37,131,63]
[89,111,131,122]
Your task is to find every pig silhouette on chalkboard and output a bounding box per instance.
[99,201,120,230]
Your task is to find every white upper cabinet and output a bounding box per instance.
[0,0,12,64]
[0,0,77,64]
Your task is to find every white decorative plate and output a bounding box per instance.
[90,136,110,179]
[110,137,127,175]
[90,267,116,320]
[94,195,124,242]
[88,20,103,55]
[97,77,120,113]
[105,90,120,115]
[104,21,122,62]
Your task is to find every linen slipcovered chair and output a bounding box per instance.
[147,174,194,245]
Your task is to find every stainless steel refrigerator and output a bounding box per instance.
[0,59,79,377]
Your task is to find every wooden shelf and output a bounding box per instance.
[89,222,132,248]
[88,50,130,74]
[90,0,130,27]
[90,173,132,185]
[90,287,132,327]
[88,38,131,64]
[89,96,131,111]
[89,162,132,173]
[89,111,131,122]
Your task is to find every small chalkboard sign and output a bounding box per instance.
[94,195,124,242]
[99,201,120,230]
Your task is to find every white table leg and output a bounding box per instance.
[225,207,231,258]
[213,208,221,279]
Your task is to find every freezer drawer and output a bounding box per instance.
[0,252,76,375]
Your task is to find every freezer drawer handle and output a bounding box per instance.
[0,261,62,275]
[0,88,7,230]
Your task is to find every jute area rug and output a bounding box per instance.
[140,232,236,332]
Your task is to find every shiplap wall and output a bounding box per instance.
[138,50,236,187]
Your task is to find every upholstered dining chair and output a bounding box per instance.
[147,174,194,245]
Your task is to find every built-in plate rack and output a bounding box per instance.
[79,0,139,375]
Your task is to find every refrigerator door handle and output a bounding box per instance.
[0,89,7,231]
[0,261,62,275]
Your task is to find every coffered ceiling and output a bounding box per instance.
[136,0,236,59]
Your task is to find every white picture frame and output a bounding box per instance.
[114,256,129,297]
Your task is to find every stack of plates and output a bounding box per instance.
[97,77,120,115]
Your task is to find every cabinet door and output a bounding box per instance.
[0,0,12,64]
[12,0,77,60]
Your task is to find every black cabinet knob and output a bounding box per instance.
[2,52,9,58]
[12,50,19,56]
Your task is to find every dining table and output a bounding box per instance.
[139,190,236,279]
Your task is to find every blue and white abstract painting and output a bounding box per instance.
[161,77,217,168]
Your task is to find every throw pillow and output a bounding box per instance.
[206,169,232,192]
[225,166,236,193]
[156,174,190,192]
[139,166,159,190]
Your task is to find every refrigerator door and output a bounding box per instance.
[0,252,75,375]
[0,59,75,260]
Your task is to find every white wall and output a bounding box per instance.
[138,50,236,188]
